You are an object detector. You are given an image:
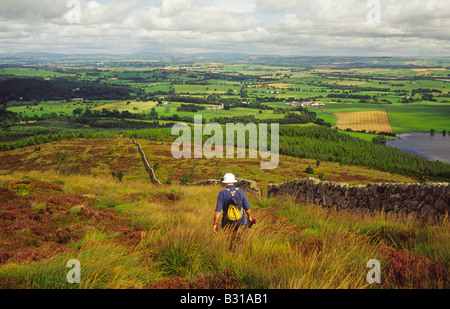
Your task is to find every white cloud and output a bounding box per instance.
[138,2,260,32]
[0,0,67,21]
[0,0,449,56]
[159,0,199,17]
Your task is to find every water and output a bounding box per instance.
[386,132,450,164]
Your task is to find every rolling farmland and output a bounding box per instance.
[0,55,449,291]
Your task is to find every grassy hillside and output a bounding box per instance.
[0,138,417,188]
[0,171,448,289]
[2,123,449,180]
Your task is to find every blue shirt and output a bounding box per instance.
[215,185,250,225]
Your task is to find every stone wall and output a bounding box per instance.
[190,178,260,193]
[267,178,449,221]
[131,138,161,185]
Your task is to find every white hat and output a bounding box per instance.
[222,173,237,183]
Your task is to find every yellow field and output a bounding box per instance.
[266,83,295,89]
[411,68,444,72]
[332,80,367,86]
[92,101,157,113]
[334,110,393,133]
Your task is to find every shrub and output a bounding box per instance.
[153,160,161,171]
[112,171,124,182]
[180,164,197,184]
[179,172,193,185]
[305,165,314,174]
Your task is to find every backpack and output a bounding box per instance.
[225,188,243,222]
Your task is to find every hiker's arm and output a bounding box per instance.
[213,211,220,234]
[245,208,253,222]
[214,191,225,234]
[241,193,253,221]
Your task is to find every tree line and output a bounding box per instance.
[278,126,450,181]
[0,78,132,102]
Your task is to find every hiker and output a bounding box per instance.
[213,173,255,235]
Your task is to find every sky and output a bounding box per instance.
[1,0,450,57]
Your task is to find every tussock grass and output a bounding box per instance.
[0,171,448,289]
[1,239,154,289]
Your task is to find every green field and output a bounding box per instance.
[0,68,75,79]
[4,58,450,134]
[148,102,299,121]
[91,101,157,114]
[7,100,102,117]
[2,56,450,146]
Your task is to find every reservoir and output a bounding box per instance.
[386,132,450,164]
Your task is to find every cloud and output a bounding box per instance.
[256,0,300,13]
[158,0,199,17]
[0,0,449,56]
[138,4,260,32]
[0,0,67,21]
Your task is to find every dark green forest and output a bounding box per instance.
[0,78,132,102]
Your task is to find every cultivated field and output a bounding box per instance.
[92,101,157,114]
[334,110,394,133]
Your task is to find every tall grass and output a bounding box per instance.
[0,171,448,288]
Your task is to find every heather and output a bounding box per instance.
[0,171,448,289]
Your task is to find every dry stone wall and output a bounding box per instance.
[267,178,449,221]
[131,138,161,185]
[190,178,260,193]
